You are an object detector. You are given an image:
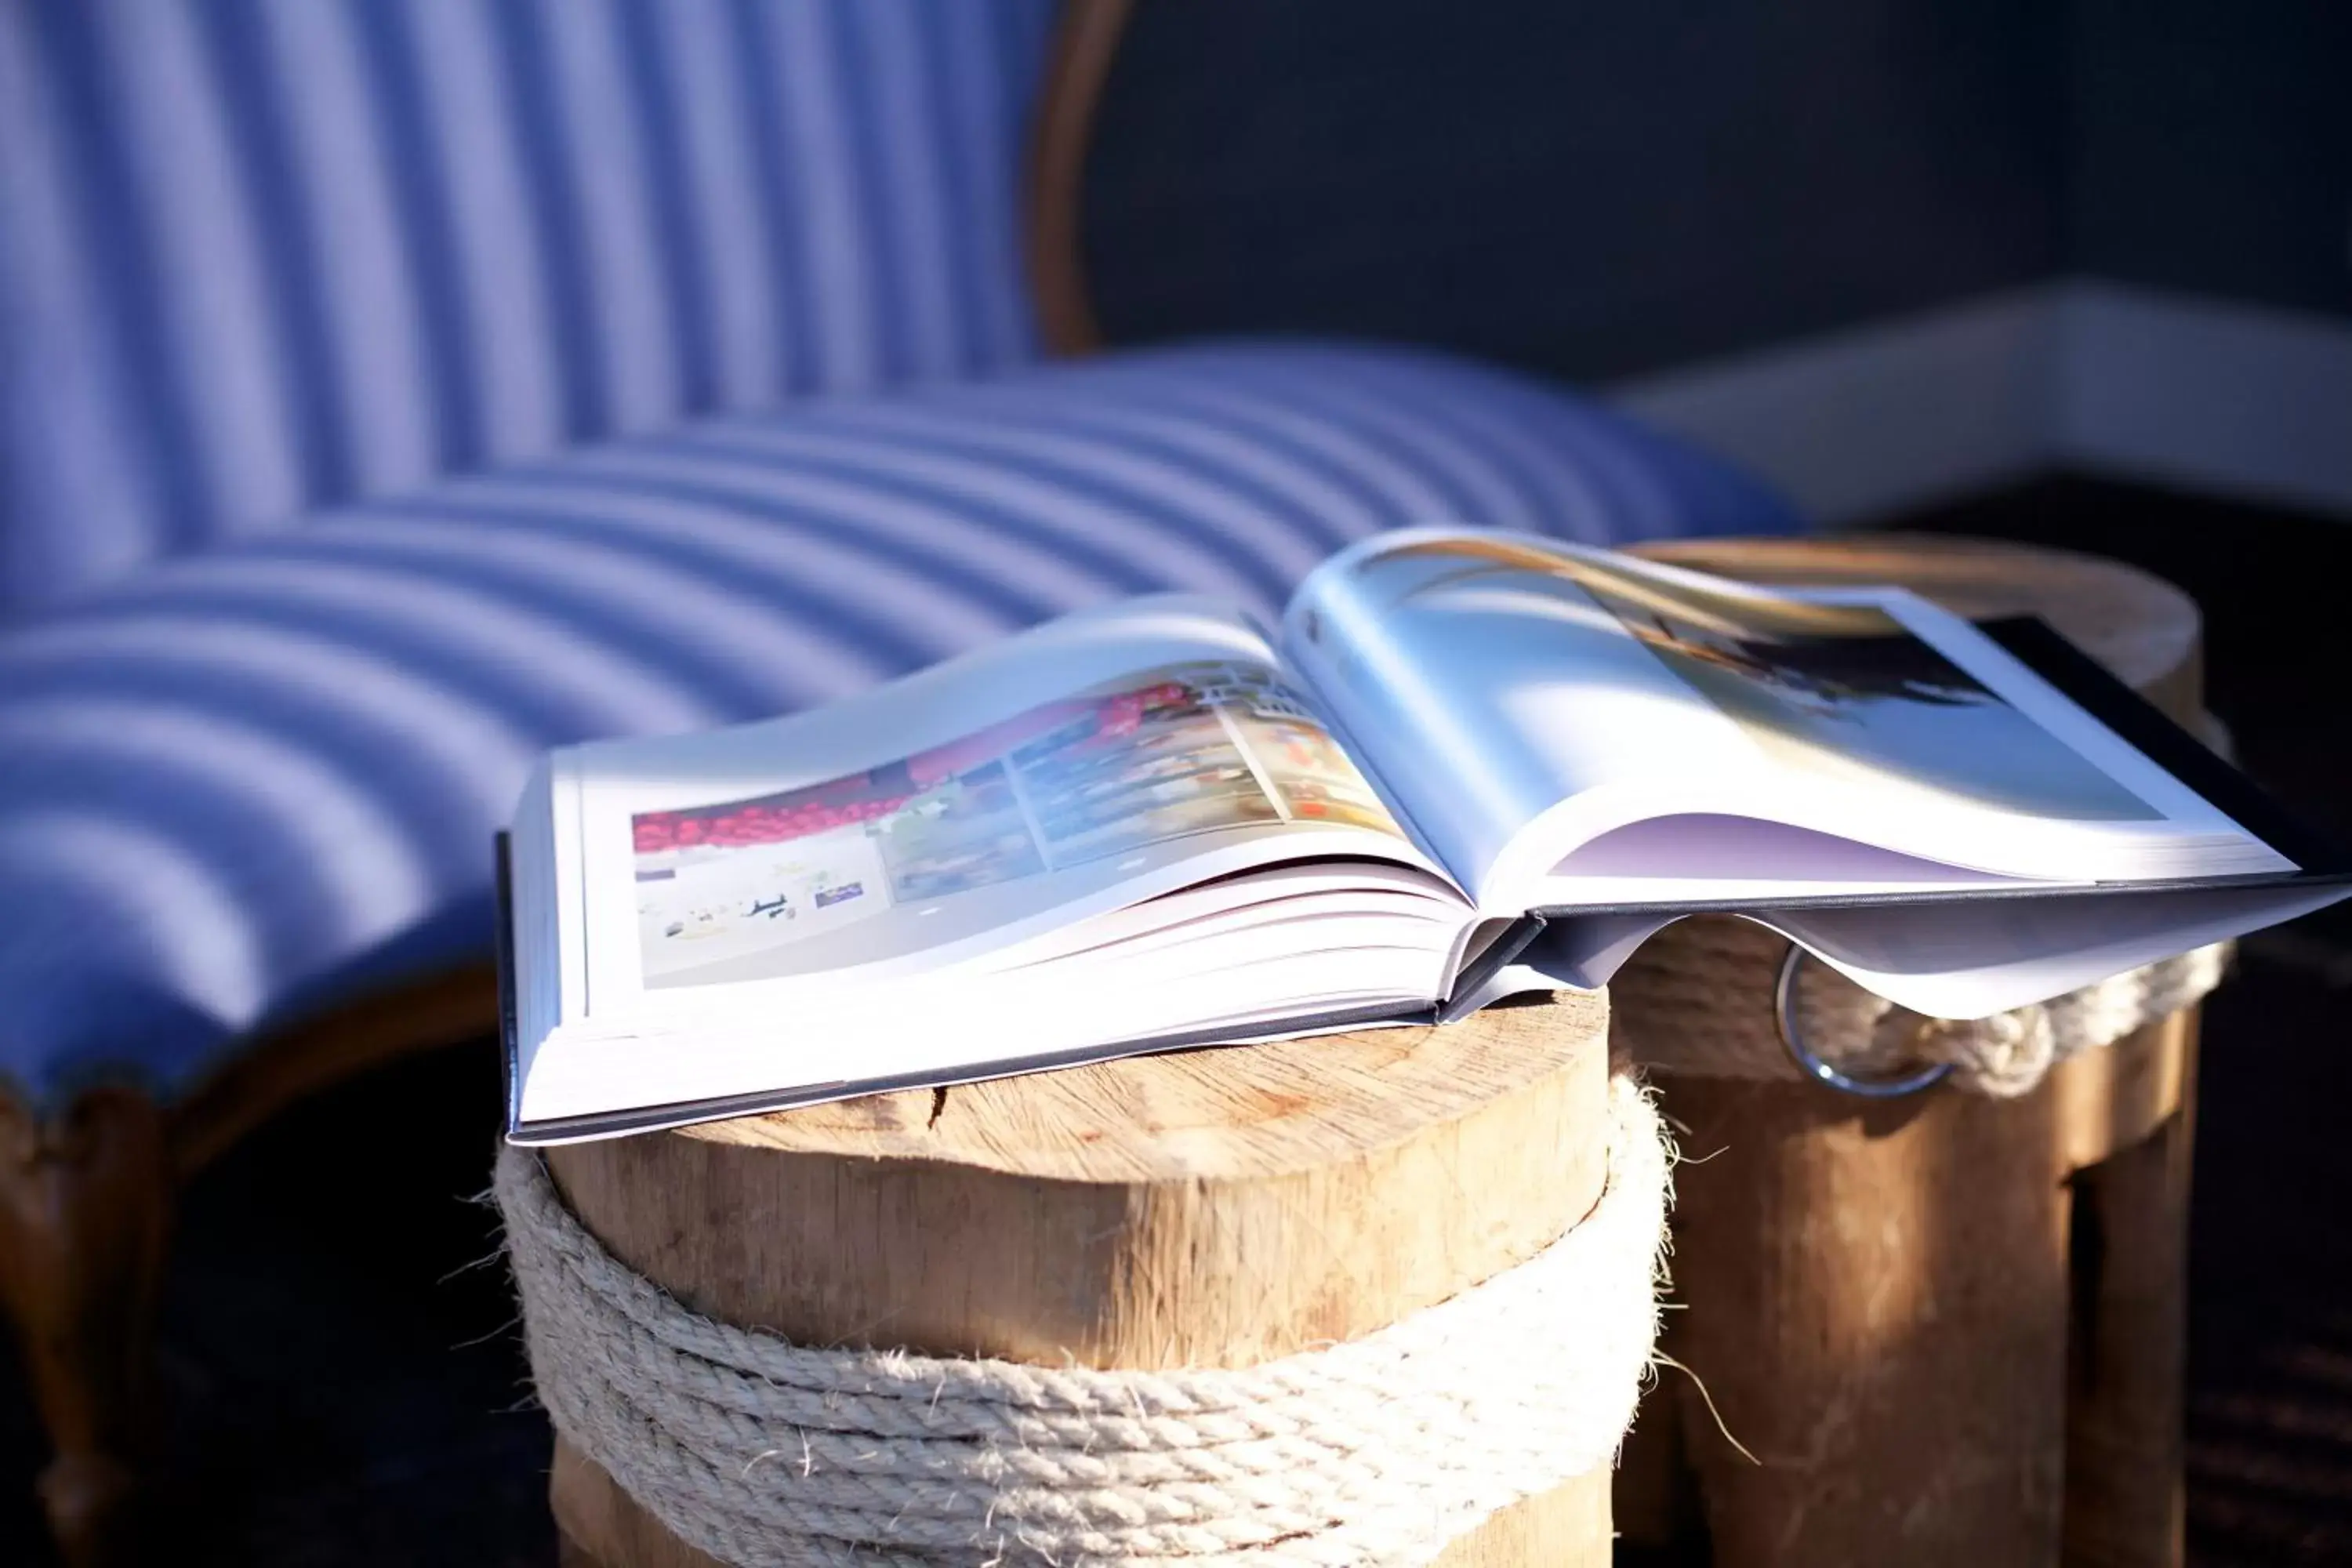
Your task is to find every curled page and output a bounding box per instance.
[1284,528,2284,908]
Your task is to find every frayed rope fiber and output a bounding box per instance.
[1613,932,2227,1097]
[498,1077,1671,1567]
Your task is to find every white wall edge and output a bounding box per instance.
[1609,289,2061,526]
[1606,280,2352,524]
[2055,282,2352,520]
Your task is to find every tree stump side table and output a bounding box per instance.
[1617,534,2208,1568]
[543,992,1621,1566]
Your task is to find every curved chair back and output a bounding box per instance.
[0,0,1064,614]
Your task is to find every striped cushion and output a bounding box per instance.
[0,0,1058,614]
[0,340,1797,1105]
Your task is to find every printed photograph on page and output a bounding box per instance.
[1334,535,2161,822]
[628,661,1405,989]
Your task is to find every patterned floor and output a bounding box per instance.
[2,474,2348,1564]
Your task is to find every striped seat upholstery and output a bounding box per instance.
[0,341,1797,1105]
[0,0,1058,614]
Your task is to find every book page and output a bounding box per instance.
[1283,529,2281,908]
[1284,531,1748,898]
[560,595,1446,1022]
[1450,876,2346,1021]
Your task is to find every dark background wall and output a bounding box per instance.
[2066,0,2352,322]
[1082,0,2349,381]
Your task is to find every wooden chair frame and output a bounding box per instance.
[0,4,1133,1561]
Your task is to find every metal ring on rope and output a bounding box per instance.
[1773,944,1955,1099]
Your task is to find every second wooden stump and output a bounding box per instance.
[1618,535,2208,1567]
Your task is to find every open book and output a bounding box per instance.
[503,531,2350,1142]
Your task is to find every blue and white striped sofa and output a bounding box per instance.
[0,0,1796,1546]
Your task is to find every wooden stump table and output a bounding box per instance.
[1615,535,2209,1568]
[542,993,1621,1566]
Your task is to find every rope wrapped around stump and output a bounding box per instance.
[1613,709,2237,1096]
[499,1077,1671,1568]
[1613,924,2227,1096]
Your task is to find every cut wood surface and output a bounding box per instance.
[546,992,1618,1566]
[1623,533,2205,1568]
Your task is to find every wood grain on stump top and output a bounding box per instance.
[547,993,1612,1369]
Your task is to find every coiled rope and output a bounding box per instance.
[1613,926,2227,1096]
[499,1077,1670,1567]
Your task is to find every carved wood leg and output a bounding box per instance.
[0,1087,172,1567]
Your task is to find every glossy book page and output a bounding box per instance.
[1283,529,2285,908]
